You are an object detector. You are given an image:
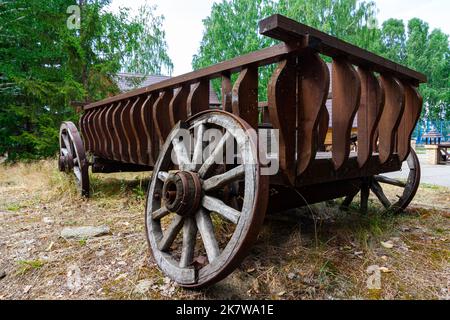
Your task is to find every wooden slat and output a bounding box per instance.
[109,102,122,161]
[357,68,385,168]
[259,14,427,84]
[104,102,117,160]
[79,112,91,152]
[169,85,189,127]
[84,42,306,110]
[268,58,297,184]
[140,95,157,165]
[153,90,174,144]
[221,73,232,112]
[90,108,102,155]
[297,51,330,175]
[232,67,259,129]
[97,106,109,158]
[187,79,210,117]
[378,76,405,164]
[119,99,134,163]
[332,58,361,170]
[129,97,145,164]
[397,83,422,162]
[113,100,130,162]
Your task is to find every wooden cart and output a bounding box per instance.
[58,15,426,288]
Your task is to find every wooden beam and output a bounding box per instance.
[259,14,427,84]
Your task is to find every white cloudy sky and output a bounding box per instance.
[107,0,450,76]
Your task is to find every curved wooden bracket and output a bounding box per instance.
[169,85,190,127]
[268,58,297,184]
[332,58,361,170]
[378,76,405,164]
[232,67,259,129]
[90,108,102,157]
[357,67,385,168]
[187,80,210,117]
[297,51,330,175]
[80,111,91,152]
[397,83,422,162]
[97,106,109,158]
[153,90,174,144]
[128,97,144,164]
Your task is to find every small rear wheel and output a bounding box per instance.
[145,110,268,288]
[59,121,90,197]
[341,150,421,214]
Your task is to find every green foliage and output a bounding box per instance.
[0,0,173,160]
[193,0,449,120]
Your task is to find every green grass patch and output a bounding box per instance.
[17,260,45,275]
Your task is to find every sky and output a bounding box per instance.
[107,0,450,76]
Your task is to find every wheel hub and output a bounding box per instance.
[59,153,73,172]
[162,171,202,216]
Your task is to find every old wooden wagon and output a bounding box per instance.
[58,15,426,288]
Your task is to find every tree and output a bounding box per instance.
[192,0,380,100]
[379,19,406,64]
[0,0,173,160]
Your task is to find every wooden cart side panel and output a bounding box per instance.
[397,84,422,162]
[221,73,233,113]
[378,76,405,164]
[331,58,361,171]
[187,80,210,117]
[232,67,259,129]
[297,52,330,175]
[357,68,385,168]
[153,90,174,144]
[140,95,157,165]
[169,85,190,127]
[268,58,297,184]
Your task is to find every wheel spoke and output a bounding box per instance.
[203,165,245,192]
[187,124,205,171]
[179,217,197,268]
[360,182,369,214]
[370,180,391,209]
[73,166,82,182]
[198,131,231,178]
[158,171,169,182]
[158,215,184,251]
[341,189,358,210]
[62,133,71,150]
[195,209,220,263]
[61,147,69,156]
[374,175,406,188]
[152,206,170,220]
[172,138,191,170]
[202,195,240,224]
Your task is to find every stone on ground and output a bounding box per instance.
[60,226,110,239]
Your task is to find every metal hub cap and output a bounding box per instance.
[162,171,202,217]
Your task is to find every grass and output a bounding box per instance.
[17,260,45,275]
[0,159,448,300]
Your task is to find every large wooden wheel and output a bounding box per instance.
[342,150,421,214]
[145,110,268,288]
[58,121,90,197]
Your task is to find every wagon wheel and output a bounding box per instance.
[341,150,421,214]
[59,121,90,197]
[145,110,268,288]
